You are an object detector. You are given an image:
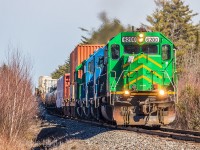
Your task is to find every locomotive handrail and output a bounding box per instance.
[96,66,107,84]
[112,70,129,89]
[110,71,116,89]
[173,48,178,103]
[97,72,107,86]
[164,58,174,69]
[93,66,101,104]
[84,71,93,107]
[111,70,138,90]
[86,84,89,107]
[163,70,177,103]
[84,71,92,81]
[98,73,107,77]
[95,66,102,77]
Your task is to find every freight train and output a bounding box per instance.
[43,29,177,126]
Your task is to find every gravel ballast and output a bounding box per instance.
[35,106,200,150]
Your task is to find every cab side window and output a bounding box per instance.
[162,45,171,60]
[98,57,104,68]
[111,44,120,59]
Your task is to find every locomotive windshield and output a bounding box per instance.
[124,45,140,54]
[142,45,157,54]
[123,44,158,55]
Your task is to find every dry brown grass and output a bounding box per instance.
[0,135,35,150]
[0,120,42,150]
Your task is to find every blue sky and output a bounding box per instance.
[0,0,199,86]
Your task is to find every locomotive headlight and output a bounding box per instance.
[159,89,165,96]
[138,33,144,43]
[124,90,130,95]
[138,38,144,43]
[139,33,144,38]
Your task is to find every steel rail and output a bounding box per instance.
[45,108,200,143]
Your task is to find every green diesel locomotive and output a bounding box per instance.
[74,29,177,126]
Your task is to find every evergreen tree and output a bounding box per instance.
[146,0,198,72]
[146,0,200,130]
[197,22,200,50]
[51,57,70,79]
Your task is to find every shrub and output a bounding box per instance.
[0,50,37,141]
[173,51,200,130]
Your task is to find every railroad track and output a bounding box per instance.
[46,108,200,143]
[123,126,200,143]
[76,119,200,143]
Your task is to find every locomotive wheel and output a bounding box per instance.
[76,106,83,118]
[83,106,91,119]
[101,105,114,121]
[91,106,101,121]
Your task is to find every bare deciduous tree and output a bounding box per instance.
[174,50,200,130]
[0,49,37,141]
